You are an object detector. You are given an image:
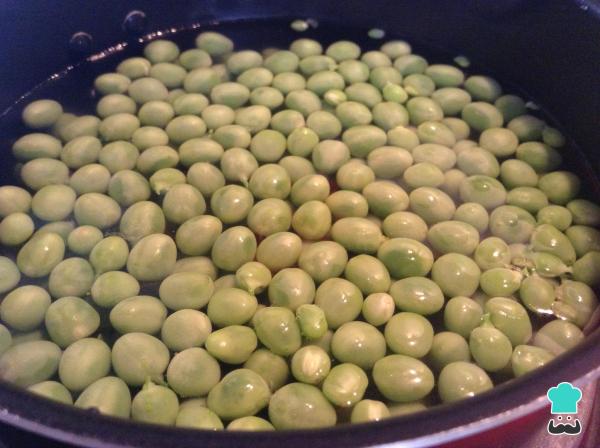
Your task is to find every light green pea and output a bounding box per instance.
[289,174,329,206]
[167,348,220,398]
[265,268,314,312]
[533,319,584,355]
[362,181,409,219]
[485,297,532,346]
[412,143,456,171]
[16,232,64,278]
[431,87,471,116]
[409,187,456,225]
[98,141,139,174]
[394,54,428,75]
[269,383,336,429]
[322,363,368,408]
[186,163,225,197]
[326,190,369,219]
[403,73,435,97]
[373,355,434,402]
[344,255,390,295]
[131,382,179,426]
[336,159,375,192]
[205,325,257,364]
[91,271,140,308]
[469,320,513,372]
[442,117,471,140]
[207,287,257,327]
[176,399,223,430]
[473,237,510,270]
[572,251,600,286]
[149,168,186,194]
[12,132,62,161]
[511,345,555,377]
[107,171,152,208]
[370,66,403,91]
[331,217,384,254]
[241,349,288,393]
[211,226,257,272]
[315,278,363,329]
[440,168,468,200]
[331,321,385,371]
[195,31,233,56]
[119,201,166,244]
[568,199,600,227]
[507,114,545,141]
[21,158,69,191]
[96,94,137,118]
[311,139,350,174]
[453,203,489,233]
[362,293,395,327]
[253,306,302,356]
[44,296,100,347]
[237,67,273,90]
[537,171,581,206]
[57,115,100,142]
[431,253,482,297]
[531,224,576,265]
[292,200,332,240]
[542,126,566,147]
[270,109,306,136]
[178,47,212,69]
[515,141,562,173]
[172,91,210,116]
[459,175,507,210]
[73,192,121,230]
[461,102,503,132]
[306,110,342,139]
[555,280,598,328]
[246,199,292,238]
[173,257,218,280]
[136,145,179,175]
[351,400,390,423]
[0,341,61,387]
[478,127,518,157]
[162,184,206,224]
[127,233,176,282]
[128,77,170,107]
[94,72,131,96]
[494,94,527,121]
[480,268,523,297]
[310,329,334,355]
[28,381,73,404]
[183,68,220,96]
[296,304,328,340]
[75,376,131,418]
[537,205,573,231]
[425,64,465,87]
[210,82,251,108]
[175,215,222,257]
[22,99,63,129]
[158,271,214,311]
[385,310,436,359]
[342,125,388,158]
[137,100,174,128]
[377,238,433,279]
[488,205,535,244]
[382,212,428,242]
[109,295,167,335]
[48,257,94,298]
[89,236,129,274]
[179,139,224,167]
[0,286,50,332]
[0,186,31,217]
[519,274,554,315]
[111,332,170,386]
[427,332,471,371]
[427,220,480,255]
[505,187,548,214]
[464,75,502,102]
[253,232,300,272]
[150,62,186,88]
[389,277,444,315]
[297,241,348,283]
[219,148,258,185]
[0,212,34,246]
[235,261,271,295]
[444,296,483,338]
[98,113,140,142]
[366,147,412,180]
[69,163,111,194]
[437,361,493,403]
[406,97,443,125]
[372,102,409,131]
[161,309,212,351]
[34,221,74,243]
[250,86,284,109]
[456,146,500,178]
[336,101,372,127]
[290,345,331,385]
[58,338,111,392]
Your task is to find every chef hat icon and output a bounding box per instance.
[547,382,582,414]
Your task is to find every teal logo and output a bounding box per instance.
[546,382,582,435]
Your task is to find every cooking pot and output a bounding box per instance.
[1,1,600,447]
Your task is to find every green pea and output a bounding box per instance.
[437,361,493,403]
[194,31,233,56]
[537,205,573,231]
[362,181,409,219]
[157,271,214,311]
[289,345,331,385]
[269,383,336,429]
[511,345,555,377]
[533,319,584,355]
[530,224,576,265]
[131,381,179,426]
[464,75,502,102]
[108,295,166,335]
[376,238,432,279]
[336,160,375,192]
[111,332,170,386]
[0,340,61,387]
[443,296,483,338]
[336,101,372,128]
[291,200,332,240]
[351,399,390,423]
[485,297,532,346]
[329,321,385,370]
[22,99,63,129]
[89,236,129,274]
[57,337,111,392]
[186,162,225,197]
[427,220,480,255]
[69,164,111,194]
[298,241,348,283]
[442,117,471,140]
[253,306,302,356]
[0,186,31,217]
[430,87,471,116]
[384,312,433,358]
[205,325,257,364]
[322,363,368,408]
[361,293,395,327]
[469,323,513,372]
[160,309,211,352]
[488,205,535,244]
[494,94,527,121]
[96,94,137,119]
[235,261,272,295]
[325,190,368,219]
[235,105,272,134]
[34,221,74,242]
[315,278,364,329]
[239,349,288,393]
[21,158,69,191]
[555,280,598,328]
[0,325,11,356]
[173,216,221,257]
[161,183,206,224]
[219,148,258,185]
[453,203,489,234]
[75,376,132,418]
[57,115,101,142]
[427,332,471,371]
[295,304,328,340]
[373,354,434,402]
[173,256,218,280]
[179,138,224,167]
[516,273,553,314]
[0,286,49,332]
[440,168,468,200]
[136,145,180,175]
[166,348,219,400]
[343,254,390,295]
[461,102,504,132]
[331,217,384,254]
[73,192,121,229]
[176,399,223,430]
[409,187,456,225]
[126,233,176,281]
[48,257,94,299]
[206,288,256,328]
[253,232,300,272]
[0,212,34,246]
[12,132,61,160]
[480,268,523,297]
[250,86,285,109]
[432,253,482,297]
[108,170,151,206]
[90,271,139,309]
[28,381,73,405]
[459,176,508,212]
[567,199,600,227]
[16,232,65,278]
[572,251,600,286]
[342,125,388,158]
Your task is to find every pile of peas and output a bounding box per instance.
[0,29,599,430]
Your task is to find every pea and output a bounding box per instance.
[269,383,336,429]
[73,193,121,229]
[179,138,224,166]
[432,253,482,298]
[28,381,73,405]
[572,251,600,286]
[160,309,212,352]
[342,125,387,158]
[427,332,471,371]
[12,133,61,161]
[75,376,132,418]
[108,294,166,335]
[330,321,386,370]
[242,348,289,392]
[21,158,69,191]
[511,345,555,377]
[440,168,468,200]
[336,160,376,192]
[90,236,129,274]
[537,205,573,231]
[295,304,328,340]
[494,94,526,121]
[485,297,532,346]
[322,363,368,408]
[126,234,176,282]
[315,278,363,329]
[0,286,50,332]
[58,338,111,392]
[437,362,493,403]
[311,140,350,174]
[16,232,65,278]
[533,319,584,355]
[331,217,384,254]
[130,382,179,426]
[555,280,598,328]
[290,345,331,385]
[298,241,348,283]
[205,325,257,364]
[292,200,332,241]
[409,187,456,225]
[0,340,61,387]
[373,355,434,402]
[384,312,433,358]
[469,322,513,372]
[488,205,535,244]
[176,399,223,430]
[69,164,111,194]
[48,257,94,299]
[173,257,218,280]
[567,199,600,227]
[108,170,151,206]
[0,186,32,217]
[427,220,480,256]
